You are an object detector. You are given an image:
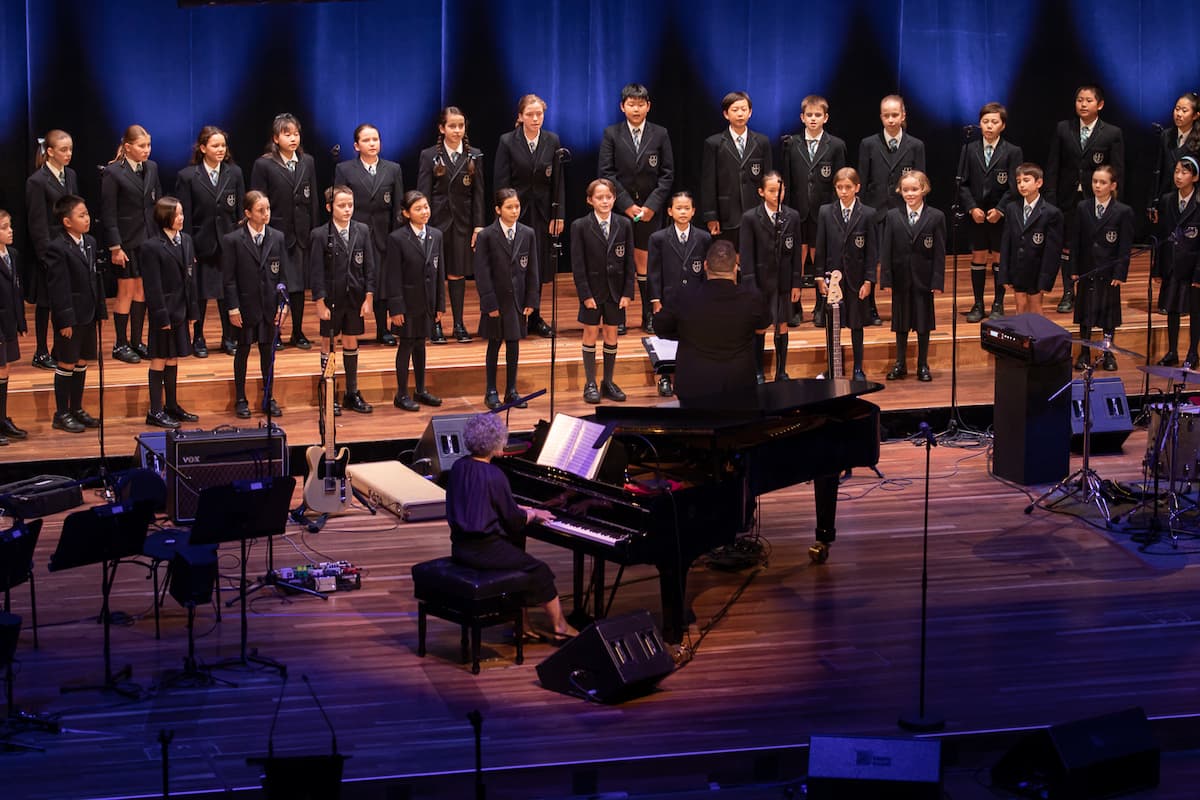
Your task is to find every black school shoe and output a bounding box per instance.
[503,390,527,409]
[430,322,448,344]
[394,394,420,412]
[601,381,626,402]
[112,344,140,364]
[1102,352,1118,371]
[413,389,442,407]
[31,352,54,371]
[52,411,84,433]
[0,418,27,439]
[166,405,199,423]
[917,365,932,382]
[886,363,908,380]
[484,389,501,410]
[582,382,601,404]
[343,391,373,414]
[146,410,180,429]
[290,334,312,350]
[72,408,100,428]
[235,399,251,419]
[193,336,208,358]
[132,342,150,360]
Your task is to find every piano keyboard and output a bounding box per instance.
[541,518,629,547]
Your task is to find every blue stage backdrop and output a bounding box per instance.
[0,0,1191,253]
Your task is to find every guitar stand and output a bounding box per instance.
[289,486,377,533]
[1026,360,1113,526]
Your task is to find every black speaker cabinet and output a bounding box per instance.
[1069,377,1132,454]
[536,610,674,703]
[0,611,20,665]
[414,414,473,477]
[992,356,1072,485]
[991,707,1159,799]
[167,547,219,607]
[807,734,942,799]
[166,425,288,524]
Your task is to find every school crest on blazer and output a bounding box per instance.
[302,184,311,198]
[270,257,281,274]
[784,235,794,250]
[902,166,913,176]
[520,254,529,268]
[615,243,626,257]
[1186,226,1198,239]
[1033,232,1044,244]
[997,171,1008,185]
[226,192,237,207]
[923,234,934,249]
[691,258,703,273]
[354,249,364,264]
[750,163,761,176]
[1092,152,1105,164]
[545,165,553,178]
[462,174,472,186]
[854,234,866,249]
[821,164,832,178]
[383,190,392,205]
[1105,230,1117,243]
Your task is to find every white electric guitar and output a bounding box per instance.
[818,270,844,379]
[303,352,352,514]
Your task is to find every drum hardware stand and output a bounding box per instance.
[1027,357,1113,526]
[1133,239,1159,426]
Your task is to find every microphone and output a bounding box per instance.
[555,147,572,163]
[301,674,339,755]
[918,421,937,446]
[780,134,793,147]
[468,150,485,160]
[1151,122,1165,134]
[276,282,288,298]
[962,124,977,141]
[330,143,341,159]
[267,670,289,759]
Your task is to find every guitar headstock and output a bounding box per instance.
[827,270,844,305]
[323,351,338,379]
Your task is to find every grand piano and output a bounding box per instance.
[495,378,881,644]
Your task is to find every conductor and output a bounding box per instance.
[651,239,768,404]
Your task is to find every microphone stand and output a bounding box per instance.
[899,422,945,733]
[468,709,486,800]
[547,147,570,419]
[1136,238,1160,425]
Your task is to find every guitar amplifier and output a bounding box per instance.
[166,424,288,523]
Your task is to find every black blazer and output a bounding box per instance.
[176,162,245,260]
[417,146,486,239]
[700,128,772,230]
[598,121,675,216]
[782,133,848,222]
[250,153,320,250]
[140,232,200,330]
[494,128,566,229]
[0,248,26,341]
[383,226,446,328]
[221,225,288,326]
[473,221,540,333]
[308,220,377,308]
[858,132,926,214]
[1069,199,1134,282]
[1156,127,1197,197]
[814,201,878,293]
[957,138,1023,213]
[570,214,636,304]
[998,198,1065,292]
[653,279,768,404]
[1156,190,1200,284]
[1044,118,1125,207]
[880,207,946,293]
[647,225,710,308]
[739,204,801,295]
[46,233,106,330]
[333,157,405,257]
[100,159,161,251]
[25,165,80,263]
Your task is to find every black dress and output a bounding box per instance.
[447,457,556,606]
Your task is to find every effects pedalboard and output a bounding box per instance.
[272,561,362,593]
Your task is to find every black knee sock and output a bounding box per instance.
[164,364,179,409]
[582,343,597,384]
[257,342,273,400]
[991,264,1006,307]
[1060,253,1072,294]
[113,312,129,347]
[917,332,930,368]
[602,344,617,384]
[412,340,427,392]
[637,275,650,324]
[755,333,766,376]
[1168,313,1181,353]
[448,279,466,328]
[289,291,305,339]
[194,299,208,340]
[485,339,500,391]
[130,301,146,346]
[896,333,909,367]
[395,340,414,395]
[53,368,71,414]
[773,332,788,377]
[970,263,986,305]
[851,328,865,372]
[375,298,390,339]
[216,299,231,342]
[148,368,164,413]
[234,346,249,400]
[343,348,359,394]
[71,365,86,410]
[0,377,8,420]
[505,340,520,393]
[35,306,50,355]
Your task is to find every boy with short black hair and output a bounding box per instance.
[783,95,847,328]
[959,102,1022,322]
[701,91,772,246]
[599,83,675,335]
[1044,84,1125,313]
[998,163,1063,317]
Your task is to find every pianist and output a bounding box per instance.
[652,239,769,403]
[446,413,578,642]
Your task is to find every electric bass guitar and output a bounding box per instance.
[303,351,352,514]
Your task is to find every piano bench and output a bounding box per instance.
[411,557,527,674]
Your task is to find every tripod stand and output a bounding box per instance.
[50,503,152,698]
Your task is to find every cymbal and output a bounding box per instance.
[1068,337,1145,360]
[1137,364,1200,382]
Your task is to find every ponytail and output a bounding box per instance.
[111,124,149,165]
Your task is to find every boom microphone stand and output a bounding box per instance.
[547,147,570,419]
[1136,239,1160,425]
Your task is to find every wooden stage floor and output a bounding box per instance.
[0,251,1180,465]
[2,429,1200,798]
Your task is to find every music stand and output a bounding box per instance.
[0,519,58,744]
[190,477,296,675]
[51,502,152,699]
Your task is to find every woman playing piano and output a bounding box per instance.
[446,413,578,642]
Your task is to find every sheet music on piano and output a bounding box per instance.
[536,413,612,481]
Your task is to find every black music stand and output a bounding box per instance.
[155,545,235,690]
[191,477,296,675]
[51,502,152,699]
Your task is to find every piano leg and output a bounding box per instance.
[809,474,839,564]
[658,564,686,645]
[565,553,606,631]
